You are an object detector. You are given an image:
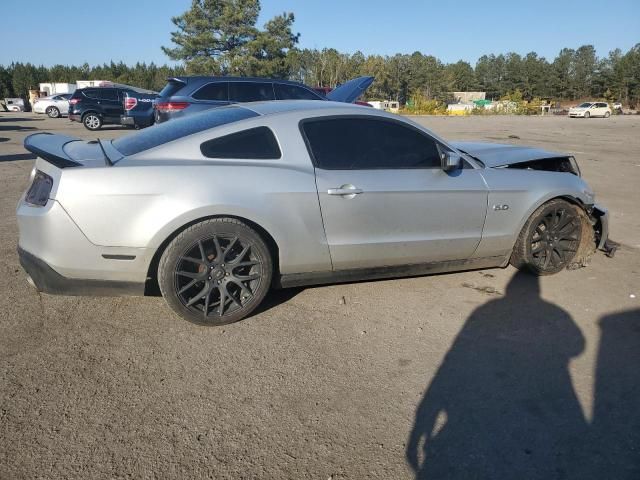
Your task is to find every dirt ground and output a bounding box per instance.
[0,112,638,479]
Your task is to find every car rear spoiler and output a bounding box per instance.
[24,133,81,168]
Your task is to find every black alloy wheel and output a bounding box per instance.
[158,218,272,325]
[511,199,583,275]
[175,235,263,318]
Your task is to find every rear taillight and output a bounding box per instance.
[124,97,137,111]
[155,101,190,112]
[25,170,53,206]
[69,98,80,105]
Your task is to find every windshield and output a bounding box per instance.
[112,106,259,156]
[578,102,593,108]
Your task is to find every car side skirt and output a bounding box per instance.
[278,255,509,289]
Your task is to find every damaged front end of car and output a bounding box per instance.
[452,141,617,262]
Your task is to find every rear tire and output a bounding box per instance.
[46,106,60,118]
[82,113,102,130]
[158,218,273,326]
[510,199,583,275]
[604,111,610,118]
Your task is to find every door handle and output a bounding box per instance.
[327,184,363,197]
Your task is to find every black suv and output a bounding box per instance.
[69,87,134,130]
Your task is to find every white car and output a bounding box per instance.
[33,94,72,118]
[568,102,611,118]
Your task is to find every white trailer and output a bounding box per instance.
[75,80,111,89]
[39,83,77,95]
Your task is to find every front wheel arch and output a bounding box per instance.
[145,214,280,295]
[510,197,595,274]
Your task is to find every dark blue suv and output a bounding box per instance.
[154,76,374,123]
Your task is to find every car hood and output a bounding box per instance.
[451,141,569,168]
[570,106,588,111]
[326,76,374,103]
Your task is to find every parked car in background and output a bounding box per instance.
[120,91,157,129]
[18,100,609,326]
[33,94,72,118]
[569,102,611,118]
[154,76,374,123]
[4,98,26,112]
[68,86,157,130]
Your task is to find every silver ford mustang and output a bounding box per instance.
[17,101,609,325]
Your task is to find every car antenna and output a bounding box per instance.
[96,138,114,166]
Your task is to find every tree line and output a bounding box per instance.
[0,0,638,107]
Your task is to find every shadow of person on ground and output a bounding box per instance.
[588,308,640,479]
[406,271,589,479]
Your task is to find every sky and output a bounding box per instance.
[0,0,638,67]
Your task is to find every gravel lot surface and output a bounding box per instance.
[1,112,638,479]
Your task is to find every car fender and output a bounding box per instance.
[147,203,283,252]
[56,163,332,276]
[473,168,595,258]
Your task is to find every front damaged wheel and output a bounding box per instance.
[511,199,585,275]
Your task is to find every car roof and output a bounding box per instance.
[170,76,315,87]
[236,99,381,117]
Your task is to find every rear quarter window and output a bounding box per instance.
[82,89,99,99]
[112,106,259,156]
[192,82,229,101]
[274,83,322,100]
[159,80,186,98]
[200,127,281,159]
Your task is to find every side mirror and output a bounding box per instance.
[440,150,462,172]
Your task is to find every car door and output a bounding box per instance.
[598,102,609,116]
[302,115,489,270]
[54,94,70,114]
[99,88,122,122]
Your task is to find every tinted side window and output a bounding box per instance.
[201,126,281,159]
[192,82,229,101]
[274,83,322,100]
[100,89,118,101]
[302,117,441,170]
[229,82,275,102]
[82,89,99,99]
[113,106,259,156]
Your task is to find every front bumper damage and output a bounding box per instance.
[590,203,616,257]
